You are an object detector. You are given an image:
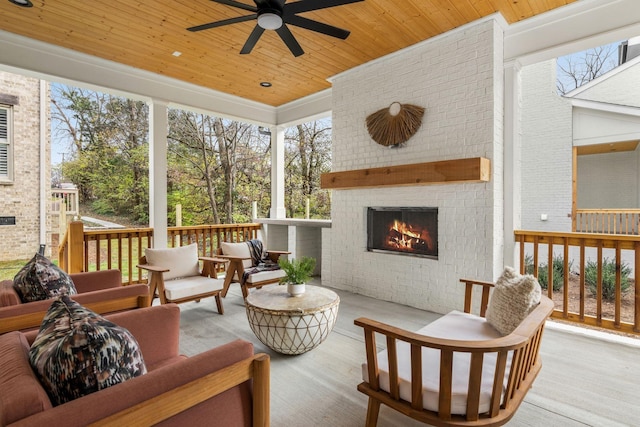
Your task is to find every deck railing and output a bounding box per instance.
[515,230,640,335]
[59,221,262,284]
[574,209,640,235]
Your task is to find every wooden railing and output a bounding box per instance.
[51,188,79,216]
[574,209,640,235]
[60,221,262,284]
[515,230,640,335]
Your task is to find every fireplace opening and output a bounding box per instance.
[367,207,438,259]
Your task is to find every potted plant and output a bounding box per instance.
[278,256,316,297]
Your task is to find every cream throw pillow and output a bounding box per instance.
[486,267,542,336]
[145,243,200,281]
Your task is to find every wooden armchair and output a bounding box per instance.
[137,243,227,314]
[218,239,290,299]
[355,278,554,427]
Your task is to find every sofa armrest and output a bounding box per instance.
[0,284,150,336]
[10,340,268,427]
[70,269,122,293]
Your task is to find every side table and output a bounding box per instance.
[245,285,340,355]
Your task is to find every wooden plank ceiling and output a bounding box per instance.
[0,0,575,106]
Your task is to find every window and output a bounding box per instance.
[0,105,12,183]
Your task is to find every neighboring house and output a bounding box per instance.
[0,71,50,260]
[520,41,640,234]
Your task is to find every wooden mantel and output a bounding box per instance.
[320,157,490,190]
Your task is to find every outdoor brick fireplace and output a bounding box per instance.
[367,207,438,259]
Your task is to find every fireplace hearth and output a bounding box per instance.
[367,207,438,259]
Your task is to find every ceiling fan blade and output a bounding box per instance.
[285,15,350,39]
[240,25,265,54]
[187,14,257,32]
[284,0,364,15]
[276,25,304,57]
[210,0,258,13]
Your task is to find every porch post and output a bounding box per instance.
[270,125,286,219]
[503,61,523,268]
[149,100,168,248]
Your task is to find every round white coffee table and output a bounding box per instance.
[245,285,340,355]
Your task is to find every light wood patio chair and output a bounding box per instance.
[218,239,290,299]
[137,243,227,314]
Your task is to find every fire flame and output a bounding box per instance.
[385,220,433,251]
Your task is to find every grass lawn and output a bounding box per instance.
[0,259,29,281]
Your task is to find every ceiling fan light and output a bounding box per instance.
[257,12,282,30]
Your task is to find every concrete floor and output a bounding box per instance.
[177,279,640,427]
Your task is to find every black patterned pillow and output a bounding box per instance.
[13,253,77,303]
[29,296,147,406]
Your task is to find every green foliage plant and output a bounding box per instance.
[524,254,572,292]
[585,258,631,302]
[278,257,316,285]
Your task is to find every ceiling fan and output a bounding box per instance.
[188,0,364,57]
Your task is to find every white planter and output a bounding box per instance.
[287,283,306,297]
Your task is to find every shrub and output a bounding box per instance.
[524,254,571,292]
[585,258,631,302]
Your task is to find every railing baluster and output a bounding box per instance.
[579,240,585,321]
[563,238,569,318]
[615,242,622,328]
[597,241,603,324]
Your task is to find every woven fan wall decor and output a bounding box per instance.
[366,102,425,147]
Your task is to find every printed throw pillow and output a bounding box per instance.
[29,295,147,406]
[485,267,542,336]
[13,253,77,303]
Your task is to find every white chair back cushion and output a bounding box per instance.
[145,244,200,281]
[220,242,253,269]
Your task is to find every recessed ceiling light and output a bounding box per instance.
[260,82,272,88]
[172,51,182,57]
[8,0,33,7]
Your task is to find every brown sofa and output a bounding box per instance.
[0,304,270,426]
[0,270,150,334]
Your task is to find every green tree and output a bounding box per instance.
[284,120,332,219]
[52,85,149,223]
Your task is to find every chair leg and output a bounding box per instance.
[241,283,249,299]
[365,398,381,427]
[215,293,224,315]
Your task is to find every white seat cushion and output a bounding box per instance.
[362,311,511,415]
[163,275,224,301]
[145,244,200,281]
[244,269,286,284]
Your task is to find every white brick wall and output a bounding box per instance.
[0,72,50,260]
[325,19,504,314]
[575,59,640,108]
[520,60,573,231]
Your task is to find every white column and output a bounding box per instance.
[149,100,168,248]
[39,80,48,250]
[270,125,286,219]
[503,61,523,268]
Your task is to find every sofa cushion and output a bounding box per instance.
[362,311,510,415]
[29,296,147,406]
[486,267,542,335]
[0,280,21,306]
[0,331,52,425]
[145,243,200,281]
[220,241,253,269]
[163,275,224,301]
[244,269,286,284]
[13,253,77,303]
